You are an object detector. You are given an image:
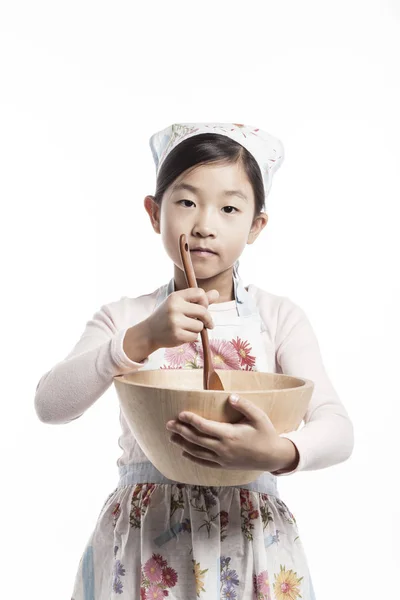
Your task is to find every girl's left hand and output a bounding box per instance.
[166,394,286,472]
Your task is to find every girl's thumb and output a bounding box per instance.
[208,289,220,302]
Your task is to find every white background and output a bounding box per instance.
[1,1,399,598]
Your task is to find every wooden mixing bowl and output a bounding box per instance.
[113,369,314,486]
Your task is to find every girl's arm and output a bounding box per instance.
[34,298,152,425]
[272,299,354,476]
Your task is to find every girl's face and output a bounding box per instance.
[144,161,268,299]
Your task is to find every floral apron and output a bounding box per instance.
[71,268,317,600]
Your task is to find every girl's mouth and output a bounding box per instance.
[191,249,217,257]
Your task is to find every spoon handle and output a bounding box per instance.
[179,234,197,289]
[179,234,214,390]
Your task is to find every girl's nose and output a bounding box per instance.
[192,220,217,238]
[192,227,216,238]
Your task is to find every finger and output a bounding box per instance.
[171,421,222,452]
[182,450,222,468]
[206,289,219,303]
[171,435,219,462]
[170,433,221,463]
[228,394,268,426]
[178,412,228,440]
[182,302,214,329]
[179,287,210,308]
[180,314,214,334]
[180,315,205,334]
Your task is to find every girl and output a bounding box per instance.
[35,122,354,600]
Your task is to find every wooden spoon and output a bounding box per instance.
[179,233,224,391]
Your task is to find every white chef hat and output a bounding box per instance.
[149,122,285,205]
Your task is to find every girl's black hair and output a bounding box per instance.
[152,133,265,221]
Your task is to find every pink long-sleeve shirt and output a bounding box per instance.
[34,283,354,476]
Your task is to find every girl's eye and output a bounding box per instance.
[178,199,194,208]
[177,200,238,214]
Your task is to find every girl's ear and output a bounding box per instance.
[144,195,161,234]
[248,212,268,244]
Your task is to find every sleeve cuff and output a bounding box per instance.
[270,432,305,476]
[110,328,150,375]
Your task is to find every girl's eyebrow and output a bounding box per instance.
[171,182,248,203]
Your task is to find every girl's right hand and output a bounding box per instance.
[145,287,220,350]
